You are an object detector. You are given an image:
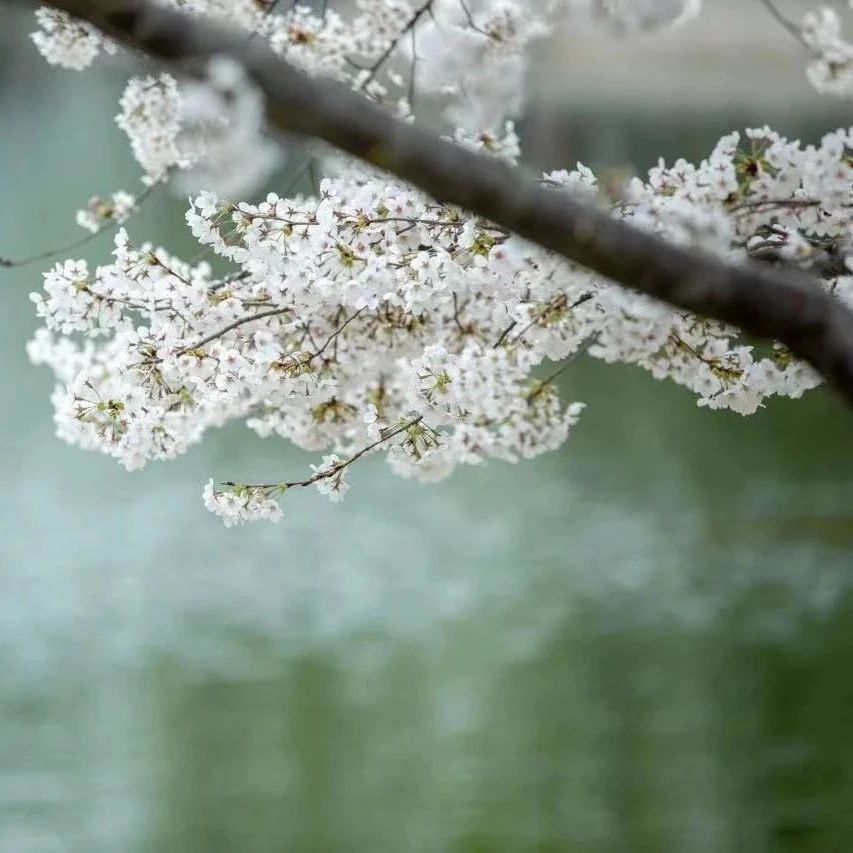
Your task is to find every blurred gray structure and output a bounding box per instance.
[538,0,811,108]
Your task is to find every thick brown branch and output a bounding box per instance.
[25,0,853,406]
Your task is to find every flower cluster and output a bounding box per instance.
[115,74,188,185]
[30,6,115,70]
[75,190,136,234]
[802,4,853,96]
[22,0,853,525]
[202,480,283,527]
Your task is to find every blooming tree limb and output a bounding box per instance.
[22,0,853,406]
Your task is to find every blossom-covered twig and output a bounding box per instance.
[354,0,434,89]
[504,291,595,349]
[205,415,425,524]
[226,415,423,491]
[0,180,159,269]
[173,307,294,357]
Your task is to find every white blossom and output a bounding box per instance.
[203,480,283,526]
[802,7,853,96]
[31,7,115,70]
[75,190,136,233]
[116,74,186,184]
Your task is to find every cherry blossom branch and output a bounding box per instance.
[224,415,424,490]
[27,0,853,406]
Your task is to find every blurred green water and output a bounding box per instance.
[1,8,852,852]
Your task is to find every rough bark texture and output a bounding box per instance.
[24,0,853,406]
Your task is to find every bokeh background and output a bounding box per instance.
[1,3,852,851]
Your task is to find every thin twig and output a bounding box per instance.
[356,0,434,90]
[758,0,812,51]
[226,415,424,490]
[312,307,365,358]
[526,339,595,404]
[494,291,593,348]
[174,306,292,356]
[458,0,491,38]
[0,181,160,270]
